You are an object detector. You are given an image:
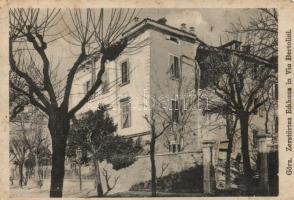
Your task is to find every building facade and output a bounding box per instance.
[69,18,278,192]
[70,18,203,154]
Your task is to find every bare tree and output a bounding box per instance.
[10,136,29,188]
[224,114,238,189]
[203,103,239,189]
[10,109,50,188]
[144,111,171,197]
[67,107,140,197]
[149,57,200,153]
[102,168,119,196]
[157,162,169,179]
[9,8,141,197]
[230,8,278,62]
[9,72,29,120]
[198,41,277,192]
[20,110,50,187]
[143,55,199,196]
[261,89,277,136]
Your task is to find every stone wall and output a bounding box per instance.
[97,151,202,194]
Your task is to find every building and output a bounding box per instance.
[70,18,203,154]
[69,18,278,192]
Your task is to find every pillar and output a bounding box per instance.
[257,134,269,194]
[202,140,216,194]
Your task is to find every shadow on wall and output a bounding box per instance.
[98,152,203,194]
[129,165,204,193]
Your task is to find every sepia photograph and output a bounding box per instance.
[8,7,278,197]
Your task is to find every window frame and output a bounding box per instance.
[171,100,179,123]
[120,59,130,86]
[168,54,180,79]
[166,35,180,45]
[168,139,183,153]
[120,97,131,129]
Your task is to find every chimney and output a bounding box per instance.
[189,27,195,34]
[157,17,167,25]
[242,45,251,53]
[134,17,139,23]
[181,23,187,31]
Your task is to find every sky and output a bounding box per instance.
[138,8,259,46]
[45,8,260,85]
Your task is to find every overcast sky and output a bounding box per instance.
[45,8,260,84]
[138,8,259,46]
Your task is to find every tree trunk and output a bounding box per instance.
[150,137,156,197]
[34,154,39,183]
[19,163,24,188]
[49,116,69,197]
[93,159,103,197]
[78,163,82,191]
[264,108,269,134]
[239,111,253,193]
[225,136,233,189]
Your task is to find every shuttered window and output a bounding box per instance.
[121,61,129,84]
[172,100,179,122]
[121,98,131,128]
[169,55,180,78]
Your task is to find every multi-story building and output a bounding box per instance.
[70,18,202,154]
[70,18,278,192]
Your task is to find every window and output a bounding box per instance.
[168,36,179,44]
[168,142,177,153]
[168,139,183,153]
[177,144,181,152]
[171,100,179,122]
[121,98,131,128]
[170,37,179,43]
[121,60,129,85]
[84,80,91,93]
[172,144,176,153]
[166,36,180,44]
[253,98,258,115]
[169,55,180,79]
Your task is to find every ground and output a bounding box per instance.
[10,179,204,197]
[10,179,96,198]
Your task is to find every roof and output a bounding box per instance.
[76,18,201,72]
[122,18,200,43]
[219,40,242,49]
[196,43,278,70]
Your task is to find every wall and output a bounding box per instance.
[96,151,203,194]
[70,30,151,137]
[148,29,201,153]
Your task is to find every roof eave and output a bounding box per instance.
[122,19,198,42]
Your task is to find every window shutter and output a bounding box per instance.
[253,98,258,115]
[174,56,179,78]
[121,61,129,84]
[172,100,179,122]
[170,55,174,76]
[121,99,131,128]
